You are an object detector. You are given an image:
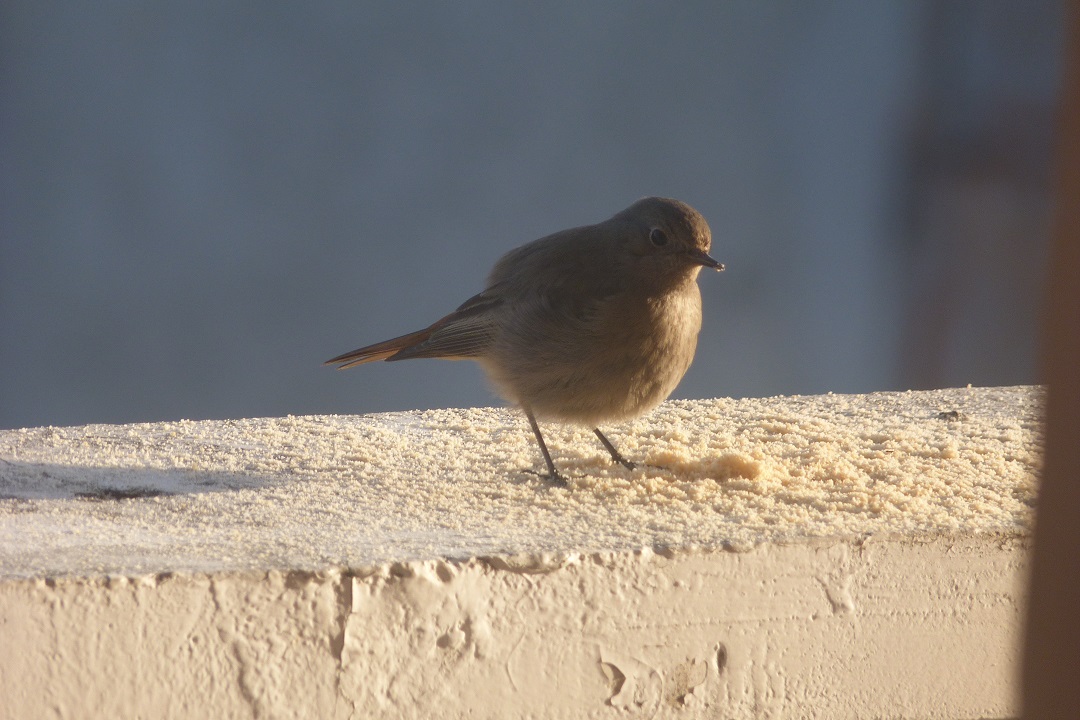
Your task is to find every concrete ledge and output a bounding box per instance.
[0,387,1041,718]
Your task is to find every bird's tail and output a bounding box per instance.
[324,328,434,369]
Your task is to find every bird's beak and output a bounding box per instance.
[688,248,725,271]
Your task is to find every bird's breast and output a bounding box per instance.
[482,282,704,426]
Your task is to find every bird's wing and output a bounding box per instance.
[382,290,501,361]
[329,224,625,369]
[325,291,502,368]
[486,225,626,322]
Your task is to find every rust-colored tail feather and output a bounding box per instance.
[324,328,434,369]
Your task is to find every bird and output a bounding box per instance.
[326,197,723,483]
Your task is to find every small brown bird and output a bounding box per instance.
[326,197,723,482]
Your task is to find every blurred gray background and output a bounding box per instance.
[0,2,1064,430]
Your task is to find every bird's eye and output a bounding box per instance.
[649,228,669,247]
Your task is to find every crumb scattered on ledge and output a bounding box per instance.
[0,386,1041,577]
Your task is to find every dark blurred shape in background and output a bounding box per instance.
[0,2,1065,429]
[900,2,1061,390]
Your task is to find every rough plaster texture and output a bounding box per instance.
[0,386,1041,719]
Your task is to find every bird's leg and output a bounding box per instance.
[593,428,636,471]
[525,409,566,484]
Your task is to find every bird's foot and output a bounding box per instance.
[545,470,569,487]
